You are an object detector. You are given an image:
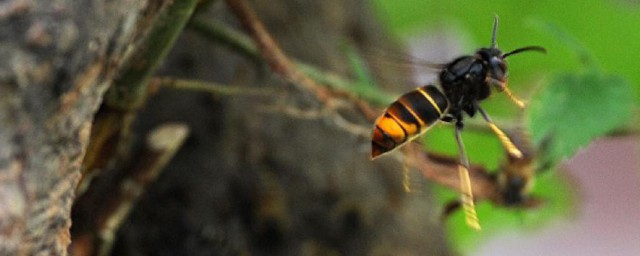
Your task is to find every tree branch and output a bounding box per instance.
[71,124,189,256]
[79,0,199,198]
[225,0,334,103]
[148,77,279,96]
[106,0,200,111]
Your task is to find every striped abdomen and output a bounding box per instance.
[371,85,449,159]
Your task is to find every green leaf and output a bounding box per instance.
[526,70,634,165]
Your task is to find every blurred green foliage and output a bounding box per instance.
[528,69,634,166]
[371,0,640,97]
[368,0,639,253]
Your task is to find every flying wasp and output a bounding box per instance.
[370,16,546,230]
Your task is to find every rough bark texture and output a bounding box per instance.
[0,0,168,254]
[0,0,453,254]
[106,1,452,255]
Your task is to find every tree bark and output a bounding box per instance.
[0,0,171,254]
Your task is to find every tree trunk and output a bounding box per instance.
[0,0,174,254]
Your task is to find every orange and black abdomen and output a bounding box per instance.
[371,85,449,159]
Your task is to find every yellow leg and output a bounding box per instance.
[502,86,527,109]
[402,153,411,193]
[478,107,523,158]
[491,79,527,109]
[455,124,482,231]
[488,123,523,158]
[458,164,481,231]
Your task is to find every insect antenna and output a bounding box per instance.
[502,46,547,58]
[491,15,499,48]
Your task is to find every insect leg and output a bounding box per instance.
[442,200,462,221]
[454,123,481,231]
[490,78,527,109]
[477,106,523,158]
[503,86,527,109]
[401,149,412,193]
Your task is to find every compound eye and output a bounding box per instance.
[490,58,507,80]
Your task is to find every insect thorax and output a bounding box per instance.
[438,55,492,119]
